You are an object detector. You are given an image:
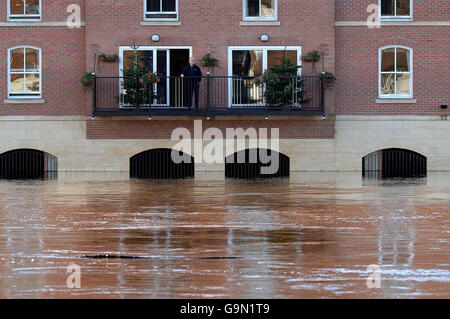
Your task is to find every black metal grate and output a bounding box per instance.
[363,148,427,178]
[0,149,57,179]
[130,148,194,179]
[225,149,289,179]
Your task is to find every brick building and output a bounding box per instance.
[0,1,448,178]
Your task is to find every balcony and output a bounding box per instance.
[92,75,325,117]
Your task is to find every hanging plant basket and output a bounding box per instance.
[99,54,119,63]
[81,72,95,88]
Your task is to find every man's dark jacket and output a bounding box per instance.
[182,64,202,83]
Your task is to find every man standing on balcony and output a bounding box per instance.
[181,57,202,109]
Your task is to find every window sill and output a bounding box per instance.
[140,21,181,26]
[376,98,416,104]
[0,21,85,27]
[4,98,45,104]
[240,21,280,26]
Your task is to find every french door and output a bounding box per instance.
[119,46,191,107]
[227,46,302,107]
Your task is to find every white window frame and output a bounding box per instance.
[378,45,413,99]
[7,0,42,21]
[119,46,192,107]
[243,0,277,21]
[7,46,42,99]
[144,0,178,21]
[228,46,302,107]
[378,0,412,21]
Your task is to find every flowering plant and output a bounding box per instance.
[200,53,218,67]
[143,71,160,84]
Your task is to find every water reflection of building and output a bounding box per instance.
[373,182,417,296]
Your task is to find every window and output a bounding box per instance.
[8,46,41,98]
[379,46,412,98]
[8,0,41,21]
[380,0,411,20]
[228,46,301,106]
[243,0,277,21]
[144,0,177,20]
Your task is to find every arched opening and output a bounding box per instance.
[0,149,58,179]
[225,148,289,179]
[363,148,426,178]
[130,148,194,179]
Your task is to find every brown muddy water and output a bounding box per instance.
[0,172,449,298]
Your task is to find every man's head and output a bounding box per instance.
[189,57,195,66]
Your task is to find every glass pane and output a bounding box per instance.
[261,0,275,17]
[10,0,25,15]
[25,0,39,14]
[381,73,395,95]
[396,48,410,71]
[381,48,395,71]
[396,73,410,95]
[123,50,153,72]
[381,0,395,16]
[268,50,297,70]
[25,74,40,92]
[247,0,259,17]
[10,74,25,92]
[162,0,176,12]
[25,48,39,71]
[232,50,263,105]
[147,0,160,12]
[10,48,24,72]
[232,50,263,77]
[396,0,410,16]
[156,50,167,104]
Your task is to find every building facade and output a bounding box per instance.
[0,0,449,178]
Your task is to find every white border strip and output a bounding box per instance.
[336,21,450,26]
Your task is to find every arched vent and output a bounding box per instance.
[0,149,58,179]
[130,148,194,179]
[363,148,427,178]
[225,149,289,179]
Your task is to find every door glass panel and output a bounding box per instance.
[156,50,167,105]
[261,0,274,17]
[396,48,410,71]
[381,73,395,95]
[232,50,263,106]
[25,74,40,92]
[268,50,297,70]
[396,73,410,94]
[381,48,395,71]
[247,0,259,17]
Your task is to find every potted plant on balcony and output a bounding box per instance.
[258,53,309,109]
[320,71,336,88]
[117,44,159,107]
[200,53,218,74]
[81,71,95,88]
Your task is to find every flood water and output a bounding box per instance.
[0,172,449,298]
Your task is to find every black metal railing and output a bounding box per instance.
[93,75,325,117]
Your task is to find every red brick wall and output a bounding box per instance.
[0,1,87,115]
[335,1,450,115]
[336,0,449,21]
[86,119,336,139]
